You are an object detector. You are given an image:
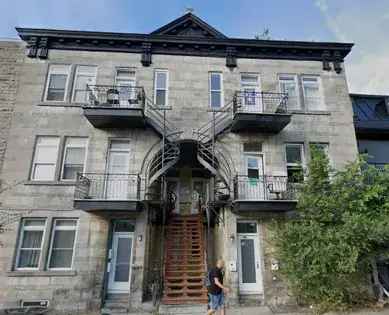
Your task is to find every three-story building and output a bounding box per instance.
[0,13,358,314]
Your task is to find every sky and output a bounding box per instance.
[0,0,388,95]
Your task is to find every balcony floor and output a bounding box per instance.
[231,112,292,133]
[83,107,146,128]
[233,199,297,214]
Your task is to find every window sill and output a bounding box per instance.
[291,110,330,116]
[7,270,77,277]
[37,102,82,108]
[24,180,77,186]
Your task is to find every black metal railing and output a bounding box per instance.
[234,175,297,201]
[233,91,288,114]
[84,85,145,108]
[74,173,141,200]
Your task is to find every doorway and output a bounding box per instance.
[237,222,263,294]
[244,154,265,200]
[107,220,135,294]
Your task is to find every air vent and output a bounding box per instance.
[21,300,49,308]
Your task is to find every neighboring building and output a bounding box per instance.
[0,13,358,314]
[351,93,389,167]
[0,40,24,186]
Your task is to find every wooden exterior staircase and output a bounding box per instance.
[162,214,208,305]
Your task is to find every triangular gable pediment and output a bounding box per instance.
[150,13,227,39]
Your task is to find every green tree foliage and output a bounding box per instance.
[273,147,389,312]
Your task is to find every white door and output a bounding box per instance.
[245,155,265,200]
[115,68,136,107]
[240,74,263,113]
[106,140,130,200]
[108,232,133,293]
[238,233,263,294]
[167,179,179,214]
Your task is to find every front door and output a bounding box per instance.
[105,140,130,199]
[192,179,208,214]
[108,221,134,293]
[237,222,263,294]
[167,179,179,214]
[245,155,265,200]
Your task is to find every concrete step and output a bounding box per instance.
[158,304,207,315]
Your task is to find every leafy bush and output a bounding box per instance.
[273,148,389,312]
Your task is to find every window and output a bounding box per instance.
[115,68,137,106]
[48,219,78,270]
[16,219,46,270]
[279,74,300,110]
[61,138,88,180]
[241,74,260,109]
[154,70,168,106]
[72,65,97,103]
[31,137,60,181]
[237,222,257,234]
[209,72,223,109]
[302,76,323,111]
[286,144,304,183]
[45,65,71,102]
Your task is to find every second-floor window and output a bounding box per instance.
[61,137,88,180]
[72,65,97,103]
[302,76,323,111]
[31,136,60,181]
[44,65,71,102]
[154,70,168,106]
[279,74,300,110]
[209,72,223,109]
[286,143,304,183]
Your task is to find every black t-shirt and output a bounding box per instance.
[208,267,223,295]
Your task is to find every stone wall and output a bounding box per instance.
[0,40,24,189]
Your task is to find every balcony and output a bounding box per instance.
[231,92,292,133]
[82,85,146,128]
[233,175,297,214]
[74,173,143,212]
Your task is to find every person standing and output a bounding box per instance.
[207,259,230,315]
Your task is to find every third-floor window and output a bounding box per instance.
[45,65,71,102]
[72,65,97,103]
[279,74,300,110]
[209,72,223,109]
[154,70,168,106]
[302,75,323,111]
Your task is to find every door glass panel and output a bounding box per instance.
[237,222,257,234]
[240,239,256,284]
[114,221,135,232]
[114,237,132,282]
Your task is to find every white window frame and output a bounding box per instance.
[44,65,71,102]
[278,74,300,110]
[47,219,78,271]
[60,137,89,181]
[71,65,97,103]
[301,75,324,111]
[30,136,60,181]
[115,67,136,86]
[15,219,47,271]
[209,72,224,109]
[154,69,169,107]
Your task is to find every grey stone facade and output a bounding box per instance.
[0,14,358,315]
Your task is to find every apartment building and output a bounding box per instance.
[0,13,358,314]
[351,93,389,167]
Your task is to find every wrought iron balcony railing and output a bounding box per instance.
[84,85,146,108]
[234,175,297,201]
[233,91,288,114]
[74,173,141,200]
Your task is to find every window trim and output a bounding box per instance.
[301,75,324,111]
[43,64,72,103]
[47,219,78,271]
[153,69,169,107]
[15,219,47,271]
[285,143,305,168]
[209,72,224,109]
[60,137,89,181]
[30,136,61,181]
[71,65,97,103]
[278,73,301,110]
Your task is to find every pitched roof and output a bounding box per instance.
[150,13,227,39]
